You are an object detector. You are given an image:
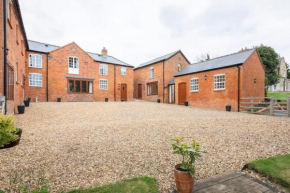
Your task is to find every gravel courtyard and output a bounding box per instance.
[1,101,290,192]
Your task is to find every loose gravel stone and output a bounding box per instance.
[0,101,289,192]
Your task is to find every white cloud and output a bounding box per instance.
[20,0,290,66]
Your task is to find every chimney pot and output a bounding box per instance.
[102,47,107,56]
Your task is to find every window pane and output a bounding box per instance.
[75,81,81,92]
[82,81,87,93]
[69,80,74,93]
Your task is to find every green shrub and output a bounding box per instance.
[171,137,206,177]
[0,114,19,147]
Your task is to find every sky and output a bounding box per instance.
[19,0,290,66]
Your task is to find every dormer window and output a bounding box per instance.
[99,64,108,75]
[68,56,79,74]
[149,67,154,79]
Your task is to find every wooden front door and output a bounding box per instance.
[138,84,142,99]
[178,83,186,105]
[121,84,127,101]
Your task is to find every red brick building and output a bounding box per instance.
[25,41,134,102]
[134,50,190,103]
[174,49,265,111]
[0,0,28,113]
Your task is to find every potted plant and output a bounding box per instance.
[226,104,231,112]
[105,98,109,102]
[157,99,161,103]
[171,137,206,193]
[184,101,188,106]
[24,96,30,107]
[0,114,22,149]
[57,97,61,102]
[17,102,25,114]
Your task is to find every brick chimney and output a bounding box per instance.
[102,47,107,56]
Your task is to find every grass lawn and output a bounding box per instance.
[267,92,290,98]
[247,154,290,192]
[66,177,159,193]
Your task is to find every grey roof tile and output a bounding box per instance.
[135,50,180,69]
[168,78,175,85]
[175,49,256,77]
[28,40,132,67]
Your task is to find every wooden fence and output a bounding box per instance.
[240,97,290,117]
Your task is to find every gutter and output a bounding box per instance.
[46,53,49,101]
[163,60,165,103]
[3,0,7,114]
[237,65,241,112]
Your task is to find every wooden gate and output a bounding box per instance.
[178,83,186,105]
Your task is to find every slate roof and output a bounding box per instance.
[175,49,256,77]
[135,50,187,70]
[28,40,133,67]
[168,78,175,85]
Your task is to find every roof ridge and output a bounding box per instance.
[137,50,180,67]
[191,49,255,65]
[28,40,60,47]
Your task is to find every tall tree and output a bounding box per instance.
[257,45,280,87]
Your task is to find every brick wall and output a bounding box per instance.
[133,51,189,103]
[25,42,133,102]
[4,0,26,113]
[24,51,48,102]
[175,51,265,111]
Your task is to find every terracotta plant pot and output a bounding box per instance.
[174,164,195,193]
[0,129,22,149]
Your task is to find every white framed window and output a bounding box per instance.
[190,78,199,92]
[149,67,154,79]
[214,74,226,90]
[68,56,79,74]
[7,0,11,19]
[121,67,127,75]
[99,79,108,90]
[178,64,182,72]
[29,73,42,87]
[99,64,108,75]
[29,54,42,68]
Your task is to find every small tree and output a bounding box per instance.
[195,53,217,63]
[257,45,280,88]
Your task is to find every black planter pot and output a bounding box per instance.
[184,101,188,106]
[157,99,161,103]
[57,98,61,102]
[27,98,31,103]
[24,100,30,107]
[105,98,109,102]
[17,106,25,114]
[0,129,22,149]
[226,105,231,112]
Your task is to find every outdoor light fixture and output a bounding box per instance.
[5,48,9,55]
[254,78,257,83]
[204,75,207,80]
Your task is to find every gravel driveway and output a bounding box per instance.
[1,101,290,192]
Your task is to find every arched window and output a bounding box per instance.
[177,64,182,72]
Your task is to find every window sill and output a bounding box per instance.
[21,51,24,56]
[7,19,13,29]
[214,89,225,92]
[29,66,43,69]
[16,40,19,45]
[190,90,199,93]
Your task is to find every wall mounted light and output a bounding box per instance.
[204,75,207,80]
[254,78,257,83]
[5,48,9,55]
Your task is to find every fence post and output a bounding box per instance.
[287,97,290,117]
[251,97,254,113]
[270,97,274,116]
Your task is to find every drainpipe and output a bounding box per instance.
[237,66,241,112]
[3,0,7,114]
[163,61,165,103]
[46,53,49,101]
[114,64,116,101]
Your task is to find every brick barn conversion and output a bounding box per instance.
[134,50,190,103]
[174,49,265,111]
[0,0,266,114]
[25,40,134,103]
